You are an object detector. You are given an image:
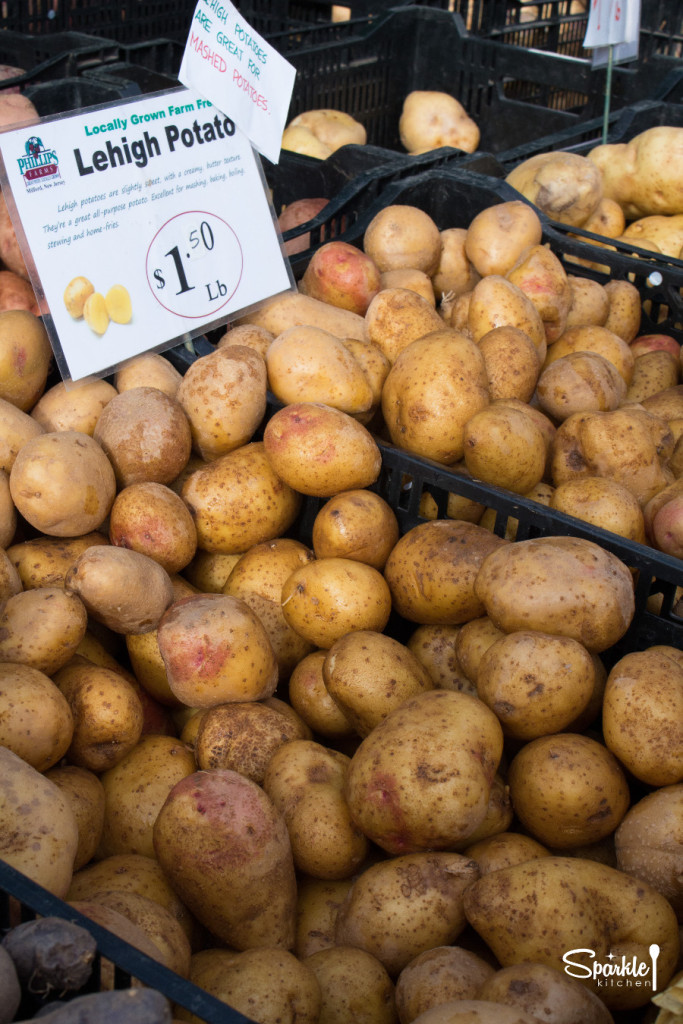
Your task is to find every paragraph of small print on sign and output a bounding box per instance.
[179,0,296,164]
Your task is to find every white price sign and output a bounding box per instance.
[0,86,294,383]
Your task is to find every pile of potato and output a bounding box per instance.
[0,238,682,1024]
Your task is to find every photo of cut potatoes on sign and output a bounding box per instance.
[63,276,132,336]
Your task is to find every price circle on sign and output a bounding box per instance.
[146,210,243,318]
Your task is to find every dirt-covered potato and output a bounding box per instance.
[44,765,105,871]
[474,536,635,653]
[93,386,192,487]
[395,946,495,1024]
[65,545,174,634]
[382,329,490,465]
[31,377,117,435]
[479,962,615,1024]
[156,593,278,706]
[153,769,297,950]
[53,657,144,773]
[507,732,630,848]
[505,151,604,227]
[0,662,73,771]
[363,204,442,275]
[345,689,504,854]
[194,700,309,783]
[181,441,301,554]
[6,532,108,589]
[0,309,52,411]
[334,852,479,975]
[602,647,683,787]
[0,745,79,897]
[364,286,445,365]
[614,784,683,918]
[407,624,476,695]
[176,345,267,461]
[384,520,508,626]
[281,556,392,649]
[0,585,87,674]
[9,430,116,537]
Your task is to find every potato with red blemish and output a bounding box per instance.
[345,689,504,855]
[300,240,382,316]
[505,244,573,344]
[153,768,298,950]
[156,592,279,708]
[0,309,51,411]
[108,481,197,575]
[263,402,381,498]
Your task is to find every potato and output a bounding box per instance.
[582,195,626,238]
[506,243,572,344]
[67,899,168,977]
[0,585,87,674]
[0,662,73,770]
[410,1001,543,1023]
[236,290,366,341]
[463,856,680,1010]
[7,532,108,589]
[276,197,329,257]
[22,988,172,1021]
[63,276,95,319]
[505,152,603,227]
[108,482,197,575]
[305,946,396,1024]
[345,689,504,854]
[53,657,144,772]
[323,630,433,736]
[464,832,550,876]
[537,351,627,421]
[156,592,278,706]
[96,735,196,859]
[181,441,301,554]
[1,916,97,997]
[263,740,367,880]
[363,204,442,275]
[9,430,116,536]
[311,489,399,570]
[0,949,20,1024]
[153,769,297,949]
[82,292,109,335]
[194,701,309,783]
[588,126,683,219]
[281,556,392,649]
[176,947,321,1024]
[614,784,683,918]
[364,286,445,365]
[381,329,490,464]
[479,963,615,1024]
[602,647,683,787]
[176,345,267,461]
[31,377,117,435]
[399,90,479,154]
[545,323,635,384]
[467,275,547,358]
[300,240,381,316]
[93,386,192,487]
[478,326,541,403]
[282,123,333,158]
[334,852,479,975]
[104,284,132,324]
[0,744,79,897]
[463,403,547,493]
[182,549,243,592]
[0,309,51,411]
[651,492,683,557]
[0,190,28,279]
[294,876,354,959]
[263,402,381,497]
[386,266,437,305]
[0,472,15,550]
[289,108,366,150]
[565,276,610,328]
[114,351,183,397]
[464,200,543,278]
[454,616,506,685]
[602,279,642,344]
[265,325,374,414]
[508,732,630,848]
[288,650,355,741]
[86,889,192,978]
[44,765,105,871]
[407,624,476,695]
[65,545,174,635]
[384,520,508,626]
[550,476,646,543]
[396,946,495,1024]
[476,630,595,741]
[340,338,391,416]
[474,535,635,653]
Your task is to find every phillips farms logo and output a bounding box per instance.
[17,136,61,185]
[563,943,661,994]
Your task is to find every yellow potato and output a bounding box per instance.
[282,123,333,159]
[565,276,610,328]
[364,286,445,365]
[399,91,480,154]
[289,108,366,150]
[614,785,683,919]
[465,200,543,278]
[0,585,87,675]
[505,151,603,227]
[536,350,627,421]
[363,204,442,275]
[44,765,105,872]
[108,481,197,575]
[588,126,683,219]
[0,662,74,771]
[505,243,572,344]
[217,323,274,358]
[0,470,15,548]
[295,877,355,958]
[464,832,550,876]
[462,404,546,494]
[478,325,541,403]
[312,489,399,570]
[479,963,616,1024]
[602,279,642,343]
[620,213,683,258]
[454,616,506,686]
[265,325,373,414]
[0,309,52,411]
[545,323,635,383]
[406,623,476,695]
[305,946,396,1024]
[31,377,117,435]
[395,946,496,1023]
[467,275,547,359]
[83,292,109,335]
[104,283,132,324]
[381,267,437,304]
[0,396,43,473]
[63,275,94,318]
[288,650,355,741]
[550,475,646,543]
[114,351,182,397]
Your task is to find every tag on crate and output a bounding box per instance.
[0,86,294,384]
[584,0,641,67]
[178,0,296,164]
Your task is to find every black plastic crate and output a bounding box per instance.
[23,77,146,117]
[269,6,640,155]
[81,62,181,98]
[58,0,198,45]
[0,31,120,91]
[0,859,249,1024]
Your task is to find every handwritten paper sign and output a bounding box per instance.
[178,0,296,163]
[584,0,641,67]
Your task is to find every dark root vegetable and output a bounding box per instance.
[2,917,96,996]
